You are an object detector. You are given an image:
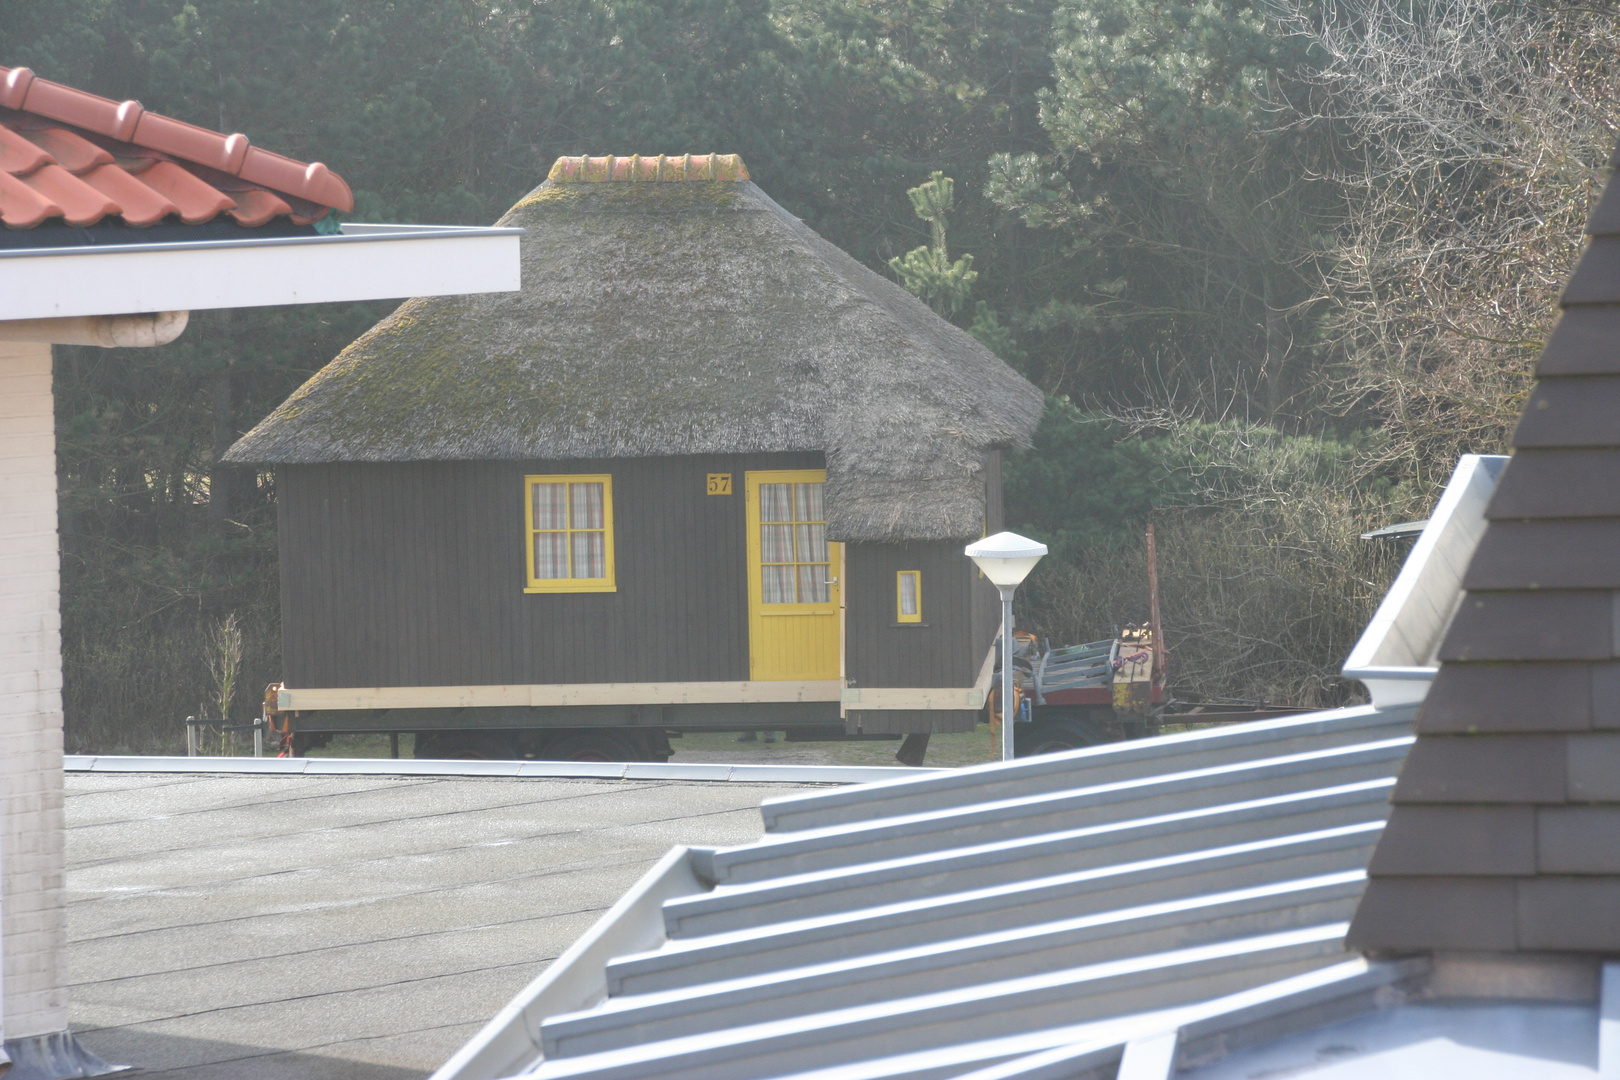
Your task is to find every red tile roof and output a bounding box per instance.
[547,154,749,183]
[0,65,353,231]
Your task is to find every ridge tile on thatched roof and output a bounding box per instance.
[226,154,1042,543]
[548,153,749,182]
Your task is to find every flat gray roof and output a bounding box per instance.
[64,771,819,1079]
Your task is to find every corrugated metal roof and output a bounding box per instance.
[434,705,1417,1080]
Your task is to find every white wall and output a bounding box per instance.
[0,340,69,1040]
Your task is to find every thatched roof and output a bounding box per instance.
[226,153,1043,542]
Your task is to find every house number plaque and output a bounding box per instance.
[707,473,733,495]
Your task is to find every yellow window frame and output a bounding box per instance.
[896,570,922,623]
[524,473,617,593]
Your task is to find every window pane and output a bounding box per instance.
[532,483,568,530]
[571,531,606,579]
[762,565,794,604]
[571,482,605,529]
[761,524,794,563]
[795,482,824,523]
[760,483,793,523]
[797,564,829,604]
[794,522,826,563]
[899,573,919,615]
[533,532,568,579]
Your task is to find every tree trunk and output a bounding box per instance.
[1262,263,1286,419]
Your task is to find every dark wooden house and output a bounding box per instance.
[227,153,1043,759]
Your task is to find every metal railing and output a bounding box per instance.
[183,716,266,758]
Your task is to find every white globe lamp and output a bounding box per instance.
[965,531,1048,760]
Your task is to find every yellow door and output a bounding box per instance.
[746,470,842,680]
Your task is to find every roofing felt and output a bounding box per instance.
[62,770,814,1079]
[224,155,1044,543]
[1347,142,1620,955]
[0,65,352,237]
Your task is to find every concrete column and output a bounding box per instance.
[0,340,68,1043]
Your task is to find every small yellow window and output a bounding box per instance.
[525,474,616,592]
[897,570,922,623]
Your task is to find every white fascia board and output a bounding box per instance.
[0,223,522,320]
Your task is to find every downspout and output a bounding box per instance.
[837,542,848,726]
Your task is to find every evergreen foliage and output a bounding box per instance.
[1002,400,1166,562]
[889,172,980,314]
[6,0,1614,743]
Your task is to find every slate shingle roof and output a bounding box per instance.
[0,64,351,232]
[1348,142,1620,954]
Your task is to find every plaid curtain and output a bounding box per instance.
[899,573,919,616]
[571,531,606,579]
[759,481,829,603]
[532,482,568,531]
[762,566,795,604]
[532,482,568,578]
[532,481,607,580]
[571,482,605,530]
[533,533,568,580]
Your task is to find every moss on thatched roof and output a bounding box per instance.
[226,155,1042,542]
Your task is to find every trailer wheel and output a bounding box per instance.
[538,730,647,763]
[1015,714,1112,757]
[414,731,518,760]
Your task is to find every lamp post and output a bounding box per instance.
[965,531,1048,761]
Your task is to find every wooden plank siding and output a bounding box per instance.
[278,449,1004,735]
[841,453,1004,736]
[842,539,984,734]
[279,453,820,688]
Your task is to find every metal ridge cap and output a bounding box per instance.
[692,791,1395,907]
[62,755,932,783]
[576,872,1372,1027]
[745,735,1415,854]
[759,704,1391,819]
[0,223,525,260]
[535,923,1353,1072]
[676,821,1389,936]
